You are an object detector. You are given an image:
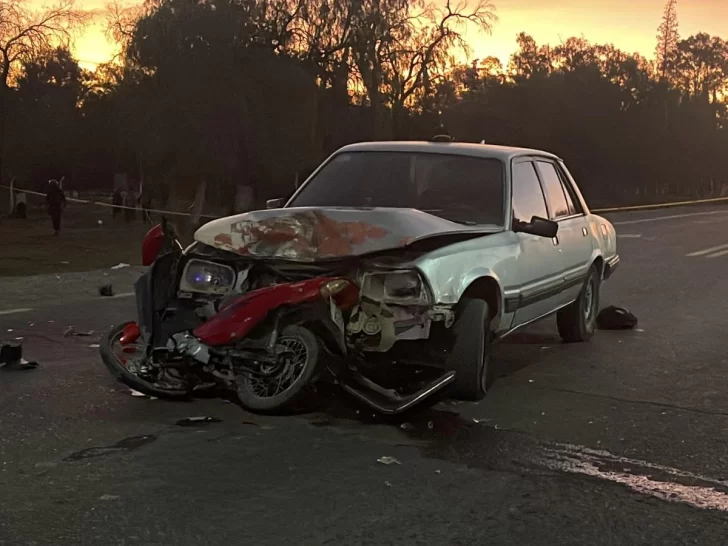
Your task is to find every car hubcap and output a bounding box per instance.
[583,279,595,322]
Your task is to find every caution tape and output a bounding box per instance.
[592,195,728,213]
[0,184,218,219]
[3,184,728,218]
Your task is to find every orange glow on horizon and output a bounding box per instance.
[27,0,728,71]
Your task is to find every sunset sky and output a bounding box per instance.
[29,0,728,70]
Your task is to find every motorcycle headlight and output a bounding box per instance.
[179,259,236,295]
[361,270,429,306]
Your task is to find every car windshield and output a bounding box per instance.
[288,151,505,226]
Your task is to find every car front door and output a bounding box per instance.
[534,159,594,304]
[507,159,566,327]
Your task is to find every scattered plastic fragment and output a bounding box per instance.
[435,470,441,474]
[64,326,94,337]
[88,344,101,348]
[399,422,414,430]
[377,456,401,466]
[176,416,222,427]
[427,421,434,429]
[110,263,131,270]
[384,481,392,487]
[129,389,146,397]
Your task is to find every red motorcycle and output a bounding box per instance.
[100,217,457,414]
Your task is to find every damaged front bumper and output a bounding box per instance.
[338,367,456,415]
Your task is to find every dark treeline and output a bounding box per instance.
[2,0,727,211]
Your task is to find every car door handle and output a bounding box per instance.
[552,236,559,245]
[582,227,588,237]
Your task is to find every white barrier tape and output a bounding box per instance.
[592,196,728,213]
[0,184,219,219]
[4,184,727,217]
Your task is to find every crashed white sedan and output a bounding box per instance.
[103,140,618,415]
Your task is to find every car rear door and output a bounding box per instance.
[534,159,594,304]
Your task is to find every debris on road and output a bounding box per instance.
[597,306,638,330]
[99,494,120,501]
[176,417,223,427]
[129,389,146,397]
[98,284,114,297]
[88,344,101,348]
[0,344,38,370]
[110,263,131,270]
[377,456,401,466]
[64,326,95,337]
[399,422,414,431]
[384,481,392,487]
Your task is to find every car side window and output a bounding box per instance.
[511,161,548,223]
[536,161,570,219]
[555,163,583,215]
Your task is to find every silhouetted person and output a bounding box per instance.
[112,188,123,218]
[46,179,66,235]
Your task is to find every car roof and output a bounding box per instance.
[336,141,561,162]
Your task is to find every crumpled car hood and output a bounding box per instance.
[194,207,500,262]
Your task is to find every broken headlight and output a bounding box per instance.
[360,270,430,306]
[179,259,236,295]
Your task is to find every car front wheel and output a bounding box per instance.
[557,265,601,343]
[448,298,495,401]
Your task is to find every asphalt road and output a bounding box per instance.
[2,204,728,545]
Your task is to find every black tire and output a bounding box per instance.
[236,325,320,414]
[100,322,189,399]
[447,298,495,401]
[557,265,601,343]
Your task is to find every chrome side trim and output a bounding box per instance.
[497,298,577,340]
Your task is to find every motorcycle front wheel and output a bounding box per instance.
[236,325,320,414]
[100,321,189,399]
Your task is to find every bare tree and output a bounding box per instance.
[384,0,497,131]
[105,0,145,63]
[655,0,679,81]
[0,0,89,181]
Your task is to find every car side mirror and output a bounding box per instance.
[266,198,285,209]
[514,216,559,238]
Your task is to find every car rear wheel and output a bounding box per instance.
[448,298,495,401]
[557,265,601,343]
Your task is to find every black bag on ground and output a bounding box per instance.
[596,306,638,330]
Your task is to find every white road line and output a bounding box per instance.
[706,249,728,259]
[111,292,135,299]
[687,243,728,257]
[613,209,728,226]
[0,308,33,316]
